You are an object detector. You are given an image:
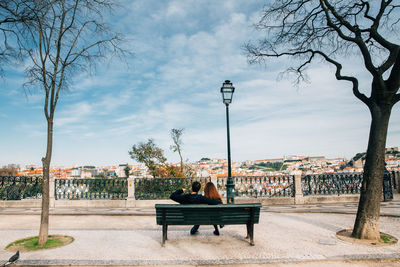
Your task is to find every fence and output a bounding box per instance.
[0,176,42,200]
[217,176,294,198]
[302,173,362,196]
[1,172,399,207]
[55,178,128,200]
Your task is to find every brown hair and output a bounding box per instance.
[204,182,222,201]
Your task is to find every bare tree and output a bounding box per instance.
[0,164,20,176]
[170,128,184,172]
[23,0,127,245]
[246,0,400,240]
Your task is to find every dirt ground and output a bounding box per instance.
[336,229,398,247]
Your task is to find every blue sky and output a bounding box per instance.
[0,0,399,167]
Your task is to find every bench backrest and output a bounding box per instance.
[155,203,261,225]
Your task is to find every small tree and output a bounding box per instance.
[129,139,167,178]
[124,165,131,178]
[154,164,185,178]
[0,164,20,176]
[23,0,127,245]
[246,0,400,240]
[170,128,184,172]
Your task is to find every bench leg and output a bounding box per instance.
[162,224,168,246]
[249,223,254,246]
[246,222,250,239]
[248,207,255,245]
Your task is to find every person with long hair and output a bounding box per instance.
[196,181,223,236]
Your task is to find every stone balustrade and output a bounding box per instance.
[1,171,399,208]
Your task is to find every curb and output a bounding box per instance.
[13,253,400,266]
[266,210,400,218]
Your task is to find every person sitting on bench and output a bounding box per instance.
[170,181,221,235]
[203,182,224,235]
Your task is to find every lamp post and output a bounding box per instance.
[220,80,235,204]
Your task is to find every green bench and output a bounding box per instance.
[155,203,261,246]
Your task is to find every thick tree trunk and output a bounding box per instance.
[38,119,53,246]
[352,103,392,240]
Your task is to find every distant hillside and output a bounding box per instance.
[247,162,287,172]
[347,147,399,166]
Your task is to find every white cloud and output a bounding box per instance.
[55,101,93,127]
[166,1,187,18]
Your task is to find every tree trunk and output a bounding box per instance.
[352,103,392,240]
[38,119,53,246]
[179,151,183,173]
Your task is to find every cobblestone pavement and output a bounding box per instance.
[0,198,399,266]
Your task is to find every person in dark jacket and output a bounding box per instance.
[170,181,220,235]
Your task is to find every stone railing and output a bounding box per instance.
[1,171,399,208]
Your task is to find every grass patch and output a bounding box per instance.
[6,235,74,252]
[381,233,397,244]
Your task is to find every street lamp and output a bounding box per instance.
[220,80,235,204]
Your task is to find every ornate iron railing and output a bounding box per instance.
[302,173,363,196]
[1,171,398,201]
[217,176,295,198]
[134,177,211,200]
[55,178,128,200]
[0,176,42,200]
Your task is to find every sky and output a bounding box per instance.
[0,0,399,167]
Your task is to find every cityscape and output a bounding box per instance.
[6,147,399,179]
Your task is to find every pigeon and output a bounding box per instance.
[3,251,19,266]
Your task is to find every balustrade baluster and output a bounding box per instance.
[310,175,315,195]
[339,174,344,195]
[350,175,354,193]
[335,175,339,195]
[319,175,324,194]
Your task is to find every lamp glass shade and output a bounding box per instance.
[220,80,235,104]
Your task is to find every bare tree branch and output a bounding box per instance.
[387,50,400,94]
[394,93,400,104]
[249,46,371,106]
[321,0,381,78]
[0,0,40,74]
